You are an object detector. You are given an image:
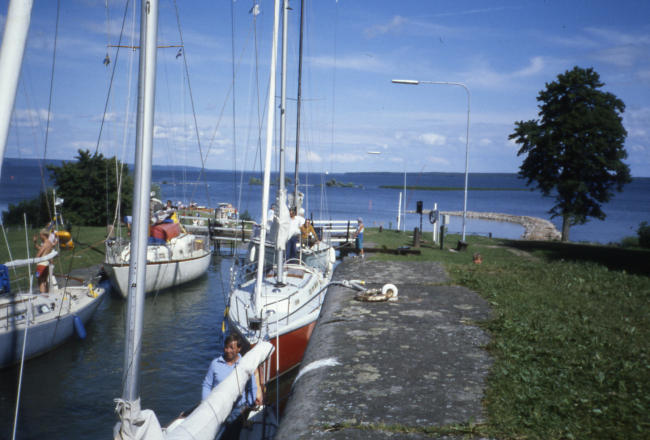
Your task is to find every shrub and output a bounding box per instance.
[637,221,650,248]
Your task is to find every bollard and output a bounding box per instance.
[440,225,445,250]
[413,227,420,248]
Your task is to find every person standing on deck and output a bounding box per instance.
[33,229,57,292]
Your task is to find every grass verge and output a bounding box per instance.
[365,228,649,440]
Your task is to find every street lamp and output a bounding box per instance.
[391,79,471,242]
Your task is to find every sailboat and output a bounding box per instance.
[100,4,212,299]
[227,0,335,382]
[0,0,106,369]
[103,208,212,298]
[113,2,274,438]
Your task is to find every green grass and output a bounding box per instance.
[1,225,108,291]
[365,228,650,440]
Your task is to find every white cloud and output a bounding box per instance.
[427,156,450,166]
[418,133,446,146]
[309,54,386,73]
[364,15,408,38]
[479,138,493,147]
[304,151,323,163]
[513,56,545,77]
[629,144,645,152]
[330,153,366,163]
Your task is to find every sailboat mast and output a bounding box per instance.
[0,0,33,178]
[293,0,305,206]
[254,0,282,306]
[122,0,159,402]
[275,0,289,283]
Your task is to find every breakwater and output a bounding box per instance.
[442,211,561,241]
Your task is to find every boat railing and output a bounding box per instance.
[257,269,327,329]
[312,219,359,244]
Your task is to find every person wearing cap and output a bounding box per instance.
[353,218,364,258]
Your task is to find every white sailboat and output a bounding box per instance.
[113,2,273,439]
[100,3,212,299]
[0,0,106,370]
[0,251,106,368]
[227,0,335,382]
[104,221,211,298]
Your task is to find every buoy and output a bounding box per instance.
[382,283,399,301]
[73,315,87,339]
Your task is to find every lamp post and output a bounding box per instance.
[391,79,470,241]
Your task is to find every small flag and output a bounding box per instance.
[103,53,110,66]
[176,48,182,59]
[249,4,260,16]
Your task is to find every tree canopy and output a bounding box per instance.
[509,66,631,241]
[46,149,133,227]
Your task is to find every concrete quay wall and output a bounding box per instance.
[276,260,492,439]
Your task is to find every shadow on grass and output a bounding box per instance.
[501,239,650,276]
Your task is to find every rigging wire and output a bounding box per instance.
[95,0,131,156]
[105,0,138,240]
[39,0,62,225]
[172,0,211,206]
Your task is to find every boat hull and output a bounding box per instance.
[264,319,316,380]
[105,251,211,298]
[0,288,106,369]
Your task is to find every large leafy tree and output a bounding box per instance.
[509,66,631,241]
[47,149,133,226]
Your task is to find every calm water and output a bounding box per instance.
[0,253,236,439]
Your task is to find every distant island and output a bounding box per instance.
[325,178,357,188]
[380,185,527,191]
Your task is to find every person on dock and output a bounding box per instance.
[202,333,262,438]
[354,218,364,258]
[33,228,57,292]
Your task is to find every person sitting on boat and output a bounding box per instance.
[300,218,319,247]
[33,228,57,293]
[353,217,364,258]
[202,333,262,438]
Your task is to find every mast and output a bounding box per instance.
[254,0,282,308]
[122,0,159,403]
[275,0,289,284]
[292,0,305,205]
[0,0,33,178]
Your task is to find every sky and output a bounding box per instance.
[1,0,649,176]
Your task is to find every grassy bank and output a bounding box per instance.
[365,229,649,440]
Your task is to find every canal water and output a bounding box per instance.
[0,252,237,439]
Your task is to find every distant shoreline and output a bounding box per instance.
[380,185,527,191]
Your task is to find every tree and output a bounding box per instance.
[509,66,631,241]
[2,190,52,226]
[46,149,134,226]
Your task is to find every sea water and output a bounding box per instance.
[2,158,649,244]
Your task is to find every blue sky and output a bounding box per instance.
[2,0,649,176]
